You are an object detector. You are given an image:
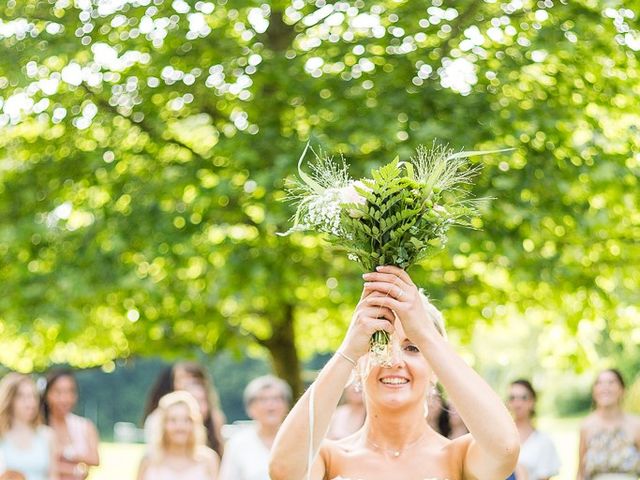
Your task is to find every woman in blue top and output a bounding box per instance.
[0,373,57,480]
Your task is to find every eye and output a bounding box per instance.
[404,344,420,353]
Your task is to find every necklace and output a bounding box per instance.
[366,430,428,458]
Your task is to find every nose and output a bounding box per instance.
[388,341,405,367]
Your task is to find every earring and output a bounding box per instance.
[353,371,363,393]
[350,367,363,393]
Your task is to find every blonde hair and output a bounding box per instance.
[418,290,447,339]
[153,391,206,458]
[0,373,41,436]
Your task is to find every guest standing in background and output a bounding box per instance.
[446,403,469,439]
[142,362,225,456]
[326,382,366,440]
[42,370,99,480]
[507,379,559,480]
[577,369,640,480]
[0,373,57,480]
[426,388,451,437]
[218,375,291,480]
[137,391,218,480]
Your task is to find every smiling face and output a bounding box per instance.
[364,319,433,411]
[593,370,625,409]
[163,402,195,448]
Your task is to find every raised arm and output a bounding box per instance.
[362,266,519,479]
[269,292,396,480]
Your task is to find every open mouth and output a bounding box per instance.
[379,376,409,386]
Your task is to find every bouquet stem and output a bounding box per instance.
[370,330,393,367]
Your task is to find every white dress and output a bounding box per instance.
[0,426,51,480]
[218,426,270,480]
[518,430,561,480]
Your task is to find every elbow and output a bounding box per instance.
[501,431,521,465]
[505,437,520,460]
[505,418,520,453]
[269,456,292,480]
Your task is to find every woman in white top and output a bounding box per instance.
[270,266,520,480]
[42,370,99,480]
[0,373,57,480]
[137,391,218,480]
[219,375,291,480]
[507,379,560,480]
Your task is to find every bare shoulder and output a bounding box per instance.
[197,446,220,465]
[626,413,640,425]
[579,413,599,433]
[80,415,99,434]
[447,432,471,448]
[445,433,472,460]
[626,414,640,436]
[320,435,349,456]
[319,433,361,466]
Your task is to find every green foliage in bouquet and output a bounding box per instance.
[337,147,481,272]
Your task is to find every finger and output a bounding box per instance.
[375,265,414,286]
[359,287,376,303]
[362,271,412,290]
[363,318,396,336]
[360,306,395,322]
[363,281,408,301]
[365,295,402,312]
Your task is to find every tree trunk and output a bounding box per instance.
[264,303,304,399]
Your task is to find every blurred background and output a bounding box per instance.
[1,0,639,478]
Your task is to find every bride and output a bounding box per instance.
[270,266,519,480]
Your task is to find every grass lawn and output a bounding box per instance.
[539,416,581,480]
[90,443,144,480]
[90,417,582,479]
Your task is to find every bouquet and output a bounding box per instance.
[279,141,508,365]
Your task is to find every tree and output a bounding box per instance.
[1,0,638,395]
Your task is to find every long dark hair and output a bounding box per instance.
[41,368,76,424]
[437,403,451,438]
[142,366,174,423]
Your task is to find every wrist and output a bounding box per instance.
[337,342,365,364]
[335,350,357,368]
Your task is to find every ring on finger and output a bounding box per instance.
[397,287,405,298]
